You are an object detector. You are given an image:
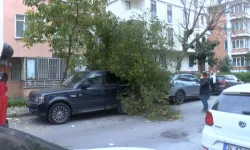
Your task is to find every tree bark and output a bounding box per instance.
[61,37,72,84]
[175,47,188,72]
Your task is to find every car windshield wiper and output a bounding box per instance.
[242,111,250,115]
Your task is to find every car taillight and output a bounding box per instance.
[205,111,214,126]
[219,80,226,84]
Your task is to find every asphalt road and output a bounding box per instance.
[8,96,218,150]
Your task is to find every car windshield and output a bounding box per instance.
[225,75,238,80]
[62,72,89,87]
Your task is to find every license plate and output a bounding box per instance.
[223,143,250,150]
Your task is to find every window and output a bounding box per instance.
[224,24,227,32]
[167,28,174,47]
[232,38,249,49]
[237,57,241,66]
[189,56,195,67]
[241,57,245,66]
[224,40,228,50]
[167,5,172,23]
[87,72,103,86]
[239,4,243,12]
[177,75,190,81]
[151,0,157,18]
[230,6,234,13]
[187,75,199,82]
[26,59,36,79]
[232,40,236,49]
[11,64,21,81]
[15,14,26,38]
[125,1,130,10]
[233,58,237,66]
[212,94,250,115]
[235,22,239,30]
[235,4,239,13]
[195,18,199,28]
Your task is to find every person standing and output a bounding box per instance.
[210,71,216,95]
[200,72,210,113]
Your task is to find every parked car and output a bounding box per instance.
[168,73,200,104]
[201,83,250,150]
[26,70,128,124]
[214,75,244,94]
[0,126,67,150]
[0,126,154,150]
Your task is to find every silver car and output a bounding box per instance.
[168,74,200,104]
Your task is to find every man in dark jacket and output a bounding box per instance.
[200,72,210,113]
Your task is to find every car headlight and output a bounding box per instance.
[34,96,45,103]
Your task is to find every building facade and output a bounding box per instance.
[213,0,250,72]
[107,0,210,72]
[4,0,65,97]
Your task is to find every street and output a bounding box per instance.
[8,96,218,150]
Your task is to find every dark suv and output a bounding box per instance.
[26,70,127,124]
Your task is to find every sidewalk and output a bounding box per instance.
[7,106,32,118]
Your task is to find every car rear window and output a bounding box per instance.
[216,76,225,81]
[212,94,250,115]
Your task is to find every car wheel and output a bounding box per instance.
[48,103,71,125]
[174,91,185,105]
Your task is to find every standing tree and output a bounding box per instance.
[176,0,229,71]
[217,56,232,72]
[22,0,108,82]
[190,37,218,72]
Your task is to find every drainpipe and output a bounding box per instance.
[226,4,232,60]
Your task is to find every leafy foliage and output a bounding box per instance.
[22,0,108,82]
[217,56,232,73]
[85,12,180,120]
[190,37,218,72]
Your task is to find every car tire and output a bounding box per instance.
[48,103,71,125]
[174,91,185,105]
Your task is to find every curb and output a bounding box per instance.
[7,113,33,118]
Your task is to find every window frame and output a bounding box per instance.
[167,4,172,24]
[15,14,26,39]
[224,40,228,50]
[151,0,157,18]
[125,0,131,10]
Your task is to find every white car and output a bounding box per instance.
[83,148,155,150]
[201,83,250,150]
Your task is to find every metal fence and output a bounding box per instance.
[21,57,67,88]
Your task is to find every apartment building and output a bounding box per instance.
[3,0,66,97]
[212,0,250,72]
[107,0,210,72]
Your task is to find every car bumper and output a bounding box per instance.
[26,101,47,119]
[202,125,250,150]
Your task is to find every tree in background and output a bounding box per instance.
[22,0,108,82]
[217,56,232,73]
[189,37,218,72]
[85,12,179,119]
[176,0,230,71]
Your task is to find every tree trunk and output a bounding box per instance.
[61,53,71,84]
[175,47,188,72]
[61,37,72,84]
[198,59,205,73]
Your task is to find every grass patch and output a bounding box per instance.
[8,97,26,107]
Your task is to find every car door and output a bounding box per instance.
[186,75,200,96]
[74,72,105,113]
[177,75,193,97]
[103,72,123,109]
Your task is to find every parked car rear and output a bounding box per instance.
[168,73,200,105]
[202,84,250,150]
[214,75,244,94]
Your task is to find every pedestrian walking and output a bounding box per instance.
[200,71,210,113]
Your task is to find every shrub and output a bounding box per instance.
[218,72,250,83]
[8,97,26,107]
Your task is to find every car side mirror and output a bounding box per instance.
[81,83,90,89]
